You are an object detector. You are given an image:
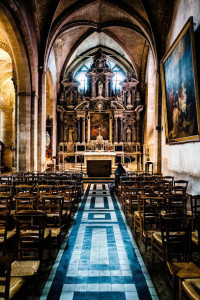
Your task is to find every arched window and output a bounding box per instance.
[74,58,126,94]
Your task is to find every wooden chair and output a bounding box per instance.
[0,256,24,300]
[41,195,65,243]
[0,212,16,255]
[126,187,145,229]
[137,195,163,251]
[56,185,74,222]
[11,210,46,277]
[151,214,193,269]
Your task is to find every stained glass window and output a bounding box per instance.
[74,58,126,93]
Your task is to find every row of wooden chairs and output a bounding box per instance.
[115,174,200,300]
[0,173,84,299]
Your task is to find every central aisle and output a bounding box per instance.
[41,184,158,300]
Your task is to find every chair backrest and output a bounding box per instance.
[160,214,192,262]
[15,185,33,196]
[37,185,53,197]
[15,196,38,212]
[56,185,73,201]
[41,195,64,228]
[162,176,174,185]
[174,180,188,189]
[167,186,187,196]
[0,212,10,255]
[165,194,187,214]
[0,185,14,196]
[0,256,11,300]
[14,210,45,261]
[137,195,163,228]
[0,196,12,213]
[190,195,200,217]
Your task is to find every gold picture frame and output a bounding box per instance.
[161,17,200,144]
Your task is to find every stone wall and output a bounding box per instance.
[162,0,200,194]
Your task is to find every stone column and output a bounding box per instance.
[16,91,31,171]
[31,92,38,171]
[120,117,124,142]
[114,116,118,143]
[37,68,46,171]
[77,117,81,142]
[82,117,85,143]
[136,114,140,142]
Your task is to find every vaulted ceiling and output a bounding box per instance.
[1,0,174,92]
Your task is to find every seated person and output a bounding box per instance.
[110,163,126,191]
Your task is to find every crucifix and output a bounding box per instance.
[98,125,102,135]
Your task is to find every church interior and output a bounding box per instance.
[0,0,200,299]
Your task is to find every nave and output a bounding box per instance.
[41,183,157,300]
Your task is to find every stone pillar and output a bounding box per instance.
[16,92,31,171]
[120,118,124,142]
[136,114,140,142]
[1,106,14,170]
[77,117,81,142]
[114,116,118,143]
[37,68,46,171]
[31,92,38,171]
[82,117,85,143]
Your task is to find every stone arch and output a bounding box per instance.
[0,3,32,171]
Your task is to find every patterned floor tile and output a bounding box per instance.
[40,183,157,300]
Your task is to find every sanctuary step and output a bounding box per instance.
[83,177,114,183]
[68,163,117,175]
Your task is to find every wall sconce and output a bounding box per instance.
[10,145,16,151]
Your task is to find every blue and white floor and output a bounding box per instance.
[40,184,158,300]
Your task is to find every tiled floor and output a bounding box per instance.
[40,184,158,300]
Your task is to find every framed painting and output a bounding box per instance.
[161,17,200,144]
[90,113,110,140]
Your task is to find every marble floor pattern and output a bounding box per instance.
[40,184,158,300]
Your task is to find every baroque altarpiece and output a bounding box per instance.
[56,50,143,174]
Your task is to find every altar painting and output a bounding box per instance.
[161,18,200,143]
[90,113,109,140]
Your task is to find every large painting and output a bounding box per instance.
[90,113,109,140]
[161,17,200,144]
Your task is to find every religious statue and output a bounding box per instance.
[68,90,73,105]
[126,127,132,143]
[98,81,103,97]
[68,126,74,143]
[127,90,131,105]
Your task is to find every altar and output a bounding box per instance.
[56,50,143,174]
[84,151,116,177]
